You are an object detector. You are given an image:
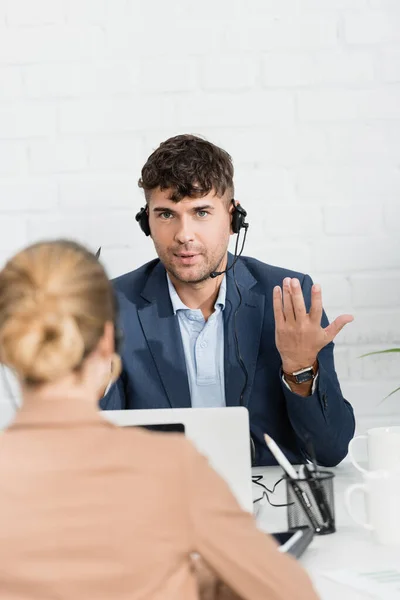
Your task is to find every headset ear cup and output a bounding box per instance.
[231,210,241,234]
[231,202,247,234]
[135,207,151,236]
[141,213,151,237]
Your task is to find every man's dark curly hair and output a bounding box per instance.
[138,134,234,203]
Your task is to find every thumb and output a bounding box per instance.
[324,314,354,342]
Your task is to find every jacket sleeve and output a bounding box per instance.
[281,274,355,467]
[186,445,320,600]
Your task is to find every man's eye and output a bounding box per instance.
[160,212,173,219]
[197,210,208,218]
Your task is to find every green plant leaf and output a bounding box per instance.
[382,386,400,402]
[359,348,400,358]
[359,348,400,402]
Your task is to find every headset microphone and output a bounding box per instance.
[210,225,248,278]
[210,201,249,279]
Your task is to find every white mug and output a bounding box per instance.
[345,470,400,546]
[348,426,400,473]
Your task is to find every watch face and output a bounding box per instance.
[295,369,314,384]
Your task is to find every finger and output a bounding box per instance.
[272,285,285,327]
[324,314,354,342]
[290,278,307,320]
[282,277,296,323]
[309,283,323,324]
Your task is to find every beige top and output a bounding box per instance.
[0,396,319,600]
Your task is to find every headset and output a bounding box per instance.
[135,205,151,237]
[135,198,248,237]
[135,199,250,406]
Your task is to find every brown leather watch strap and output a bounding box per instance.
[282,359,318,384]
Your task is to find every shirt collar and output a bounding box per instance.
[166,273,226,315]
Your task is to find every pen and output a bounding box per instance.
[304,436,335,530]
[264,434,298,479]
[290,478,322,533]
[264,434,321,533]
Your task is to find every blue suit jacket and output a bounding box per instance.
[100,254,355,467]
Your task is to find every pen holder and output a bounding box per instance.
[285,471,336,535]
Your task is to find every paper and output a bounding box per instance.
[321,568,400,600]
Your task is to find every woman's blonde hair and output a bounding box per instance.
[0,240,117,385]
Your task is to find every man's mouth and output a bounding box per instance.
[173,252,201,264]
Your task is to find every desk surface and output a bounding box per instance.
[252,463,400,600]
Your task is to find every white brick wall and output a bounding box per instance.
[0,0,399,438]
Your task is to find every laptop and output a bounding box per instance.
[102,406,253,513]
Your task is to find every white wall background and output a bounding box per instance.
[0,0,399,437]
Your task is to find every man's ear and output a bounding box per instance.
[229,199,238,235]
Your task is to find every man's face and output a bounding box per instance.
[147,188,233,284]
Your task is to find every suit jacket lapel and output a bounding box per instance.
[138,262,191,408]
[224,257,265,407]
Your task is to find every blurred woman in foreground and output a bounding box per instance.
[0,240,318,600]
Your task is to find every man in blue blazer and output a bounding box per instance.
[101,134,355,467]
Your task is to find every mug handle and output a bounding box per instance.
[344,483,373,530]
[348,435,368,473]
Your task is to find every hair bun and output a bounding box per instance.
[1,311,85,384]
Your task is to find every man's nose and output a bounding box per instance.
[174,216,195,244]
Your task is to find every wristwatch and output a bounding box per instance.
[282,360,318,385]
